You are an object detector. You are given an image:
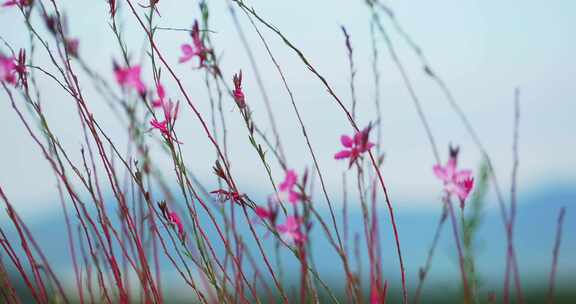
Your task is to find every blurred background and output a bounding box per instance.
[0,0,575,302]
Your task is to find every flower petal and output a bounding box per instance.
[334,150,352,160]
[340,135,353,148]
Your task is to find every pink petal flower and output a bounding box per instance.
[0,54,16,84]
[152,83,165,108]
[114,64,146,94]
[179,21,210,68]
[2,0,27,7]
[255,206,271,220]
[279,170,297,192]
[335,125,375,167]
[232,70,245,108]
[277,216,306,244]
[271,170,300,205]
[167,211,184,240]
[433,146,475,206]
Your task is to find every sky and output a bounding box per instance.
[0,0,575,218]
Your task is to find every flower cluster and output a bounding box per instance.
[179,20,210,68]
[335,124,375,168]
[253,169,308,245]
[433,145,474,208]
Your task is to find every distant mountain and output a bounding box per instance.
[2,182,574,294]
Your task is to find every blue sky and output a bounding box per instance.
[0,0,575,218]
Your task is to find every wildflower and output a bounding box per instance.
[149,84,180,143]
[114,63,146,94]
[150,119,168,136]
[179,20,210,68]
[271,170,300,205]
[232,70,245,108]
[254,203,278,225]
[334,124,375,167]
[151,83,165,108]
[2,0,30,7]
[277,216,306,244]
[433,145,474,207]
[158,201,185,241]
[0,54,16,84]
[167,211,185,240]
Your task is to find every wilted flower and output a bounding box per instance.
[65,38,79,57]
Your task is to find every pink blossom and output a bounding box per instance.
[150,118,168,135]
[151,83,165,108]
[277,216,306,244]
[114,64,146,94]
[334,124,375,167]
[149,84,180,143]
[2,0,29,7]
[167,211,185,240]
[179,21,210,68]
[232,70,245,108]
[255,206,272,220]
[433,146,474,206]
[271,170,300,205]
[0,54,16,84]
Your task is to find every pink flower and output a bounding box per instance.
[179,21,210,68]
[232,70,245,108]
[151,83,165,108]
[255,206,272,220]
[334,124,375,168]
[271,170,300,205]
[2,0,29,7]
[433,146,474,206]
[277,216,306,244]
[149,85,180,143]
[167,211,185,241]
[114,64,146,94]
[150,118,168,135]
[0,54,16,84]
[254,203,278,224]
